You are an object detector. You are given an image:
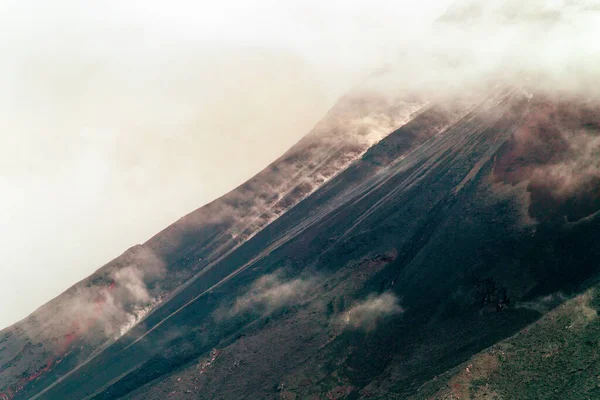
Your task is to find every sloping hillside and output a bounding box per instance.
[21,86,600,400]
[0,88,424,400]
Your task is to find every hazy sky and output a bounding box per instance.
[0,1,451,329]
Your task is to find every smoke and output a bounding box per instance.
[220,270,318,318]
[219,273,403,332]
[37,246,166,342]
[373,1,600,223]
[491,94,600,221]
[336,292,404,331]
[530,131,600,194]
[0,247,165,400]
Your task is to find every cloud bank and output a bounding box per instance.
[363,0,600,101]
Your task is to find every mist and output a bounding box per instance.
[362,0,600,100]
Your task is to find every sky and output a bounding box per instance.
[0,0,452,329]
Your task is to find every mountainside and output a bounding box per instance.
[3,80,600,400]
[0,88,425,400]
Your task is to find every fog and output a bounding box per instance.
[0,0,450,329]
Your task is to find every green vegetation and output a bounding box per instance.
[420,288,600,400]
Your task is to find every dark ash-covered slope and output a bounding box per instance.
[0,89,423,400]
[17,86,600,400]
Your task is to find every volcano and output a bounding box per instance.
[3,2,600,396]
[2,79,600,399]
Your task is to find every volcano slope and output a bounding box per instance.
[6,86,600,400]
[0,89,424,400]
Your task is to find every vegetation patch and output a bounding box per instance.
[419,288,600,400]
